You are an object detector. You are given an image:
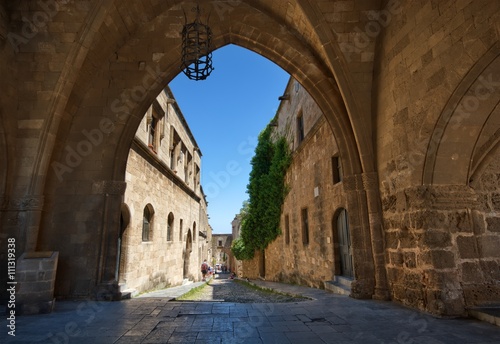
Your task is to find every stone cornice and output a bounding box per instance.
[391,185,480,211]
[91,180,127,195]
[0,195,45,211]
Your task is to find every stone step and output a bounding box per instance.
[120,288,138,299]
[468,306,500,327]
[118,284,138,299]
[182,279,193,286]
[334,275,353,288]
[324,276,353,296]
[120,291,131,300]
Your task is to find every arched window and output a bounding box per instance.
[167,212,174,242]
[192,222,196,241]
[142,204,154,241]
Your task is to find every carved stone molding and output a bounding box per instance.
[362,172,379,191]
[405,185,479,210]
[92,180,127,195]
[342,174,364,191]
[343,172,380,192]
[1,196,45,211]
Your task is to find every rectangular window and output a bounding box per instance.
[148,109,163,154]
[301,208,309,245]
[285,214,290,245]
[142,221,150,241]
[167,224,172,241]
[297,113,304,144]
[332,156,343,184]
[218,240,223,247]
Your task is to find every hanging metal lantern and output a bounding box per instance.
[181,5,214,81]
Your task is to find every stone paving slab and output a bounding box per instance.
[1,276,499,343]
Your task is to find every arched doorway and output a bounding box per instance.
[334,208,353,278]
[183,229,193,279]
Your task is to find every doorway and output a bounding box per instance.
[335,209,353,278]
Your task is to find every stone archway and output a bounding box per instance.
[4,0,386,301]
[423,42,500,186]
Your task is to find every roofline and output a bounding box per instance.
[163,86,203,157]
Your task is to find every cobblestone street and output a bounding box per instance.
[3,276,500,343]
[177,274,309,303]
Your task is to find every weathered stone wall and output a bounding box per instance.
[375,1,500,315]
[242,78,345,289]
[383,185,477,314]
[241,254,260,280]
[120,88,209,294]
[265,117,343,289]
[467,154,500,306]
[121,147,202,293]
[375,0,500,190]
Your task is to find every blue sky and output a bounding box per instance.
[169,45,290,234]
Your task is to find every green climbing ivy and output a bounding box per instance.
[231,123,291,260]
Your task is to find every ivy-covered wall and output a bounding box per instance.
[236,78,346,289]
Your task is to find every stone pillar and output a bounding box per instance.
[92,180,127,301]
[342,174,374,299]
[362,172,390,300]
[0,195,45,253]
[386,185,481,316]
[419,185,479,315]
[342,172,388,300]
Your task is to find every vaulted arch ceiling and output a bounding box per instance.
[44,0,380,190]
[423,42,500,186]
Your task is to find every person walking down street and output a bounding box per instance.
[201,260,209,281]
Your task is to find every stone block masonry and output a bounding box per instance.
[16,251,58,315]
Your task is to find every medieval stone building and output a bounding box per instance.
[118,87,211,295]
[1,1,499,317]
[241,77,350,290]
